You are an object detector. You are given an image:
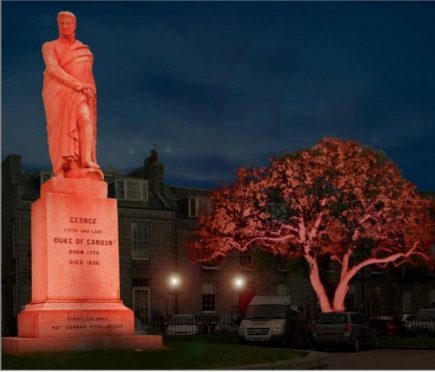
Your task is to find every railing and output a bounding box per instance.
[136,314,240,336]
[138,314,435,337]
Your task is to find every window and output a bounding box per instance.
[188,197,212,217]
[201,259,219,270]
[133,286,150,322]
[374,285,382,296]
[132,278,149,287]
[116,179,148,202]
[429,289,435,308]
[202,282,216,312]
[403,290,412,313]
[276,283,290,296]
[240,251,254,269]
[131,222,149,260]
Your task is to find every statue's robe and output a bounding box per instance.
[42,39,97,176]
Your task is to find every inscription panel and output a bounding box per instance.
[45,193,120,300]
[32,310,133,338]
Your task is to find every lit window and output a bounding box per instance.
[202,282,216,312]
[116,179,148,202]
[131,222,149,260]
[188,197,212,217]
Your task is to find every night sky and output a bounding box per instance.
[3,1,435,190]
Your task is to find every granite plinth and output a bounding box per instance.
[18,302,133,338]
[13,177,140,348]
[2,335,163,353]
[31,181,120,303]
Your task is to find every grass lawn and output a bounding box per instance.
[2,337,301,370]
[380,336,435,348]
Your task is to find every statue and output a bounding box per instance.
[42,11,103,180]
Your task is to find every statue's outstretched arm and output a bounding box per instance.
[42,42,83,91]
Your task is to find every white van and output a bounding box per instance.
[238,296,304,344]
[414,308,435,336]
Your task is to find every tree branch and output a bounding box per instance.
[331,255,343,265]
[343,241,429,283]
[308,212,324,242]
[341,251,351,280]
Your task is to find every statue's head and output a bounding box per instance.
[57,11,77,37]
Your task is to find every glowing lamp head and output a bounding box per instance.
[169,274,181,289]
[234,276,245,290]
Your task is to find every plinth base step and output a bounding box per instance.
[2,335,163,353]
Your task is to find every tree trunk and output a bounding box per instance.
[306,255,333,313]
[331,274,353,312]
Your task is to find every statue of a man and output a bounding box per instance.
[42,11,102,180]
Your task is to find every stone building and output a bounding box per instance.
[1,150,316,336]
[3,151,434,336]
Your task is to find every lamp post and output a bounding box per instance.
[169,274,181,315]
[232,275,245,321]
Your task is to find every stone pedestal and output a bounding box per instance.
[3,177,162,353]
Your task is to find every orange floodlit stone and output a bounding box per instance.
[42,11,102,180]
[17,177,134,339]
[2,12,162,353]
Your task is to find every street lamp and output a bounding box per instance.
[168,274,181,314]
[233,276,246,290]
[232,275,246,324]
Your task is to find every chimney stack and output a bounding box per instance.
[144,148,165,195]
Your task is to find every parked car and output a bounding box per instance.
[165,314,199,336]
[238,296,306,346]
[313,312,378,352]
[369,316,401,337]
[396,313,416,335]
[413,309,435,336]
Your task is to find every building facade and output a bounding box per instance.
[2,151,317,336]
[3,152,434,336]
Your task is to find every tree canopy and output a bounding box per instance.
[188,138,435,312]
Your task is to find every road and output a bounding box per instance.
[325,348,435,369]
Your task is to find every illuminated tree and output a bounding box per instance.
[189,138,435,312]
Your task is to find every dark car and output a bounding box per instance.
[313,312,378,352]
